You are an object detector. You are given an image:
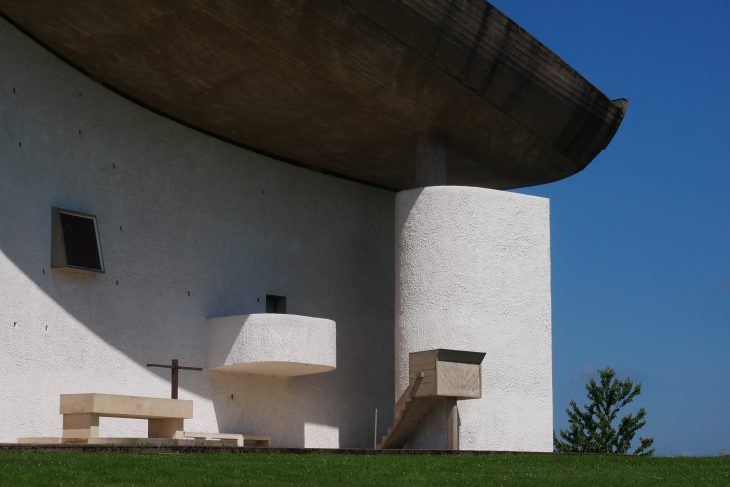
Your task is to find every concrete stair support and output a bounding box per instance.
[378,349,484,450]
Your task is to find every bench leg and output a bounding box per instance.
[148,418,184,439]
[63,413,99,440]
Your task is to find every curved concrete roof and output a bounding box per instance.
[0,1,626,190]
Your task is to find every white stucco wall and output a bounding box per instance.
[0,18,395,448]
[395,186,553,452]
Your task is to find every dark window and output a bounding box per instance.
[266,295,286,314]
[51,207,104,272]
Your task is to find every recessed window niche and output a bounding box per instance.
[51,207,104,272]
[266,295,286,314]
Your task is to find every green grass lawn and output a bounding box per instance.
[0,451,727,486]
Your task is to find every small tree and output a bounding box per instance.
[554,367,654,455]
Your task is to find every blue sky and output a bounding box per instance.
[490,0,730,456]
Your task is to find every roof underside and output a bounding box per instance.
[0,0,627,190]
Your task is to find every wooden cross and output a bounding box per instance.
[146,358,203,399]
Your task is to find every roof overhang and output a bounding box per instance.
[0,1,627,190]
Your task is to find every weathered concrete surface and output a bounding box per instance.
[0,17,394,448]
[0,1,626,190]
[395,186,552,452]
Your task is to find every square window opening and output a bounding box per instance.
[266,295,286,314]
[51,207,104,272]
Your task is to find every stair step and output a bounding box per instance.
[382,373,440,450]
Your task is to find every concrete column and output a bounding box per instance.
[414,133,447,187]
[148,418,184,439]
[62,413,99,439]
[447,400,459,451]
[395,186,553,451]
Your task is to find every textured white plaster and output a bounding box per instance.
[395,186,553,452]
[0,18,394,447]
[304,423,340,448]
[207,314,336,376]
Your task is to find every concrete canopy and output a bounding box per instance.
[0,1,626,190]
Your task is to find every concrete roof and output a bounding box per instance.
[0,1,627,190]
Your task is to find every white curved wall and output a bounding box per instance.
[207,314,336,376]
[0,18,394,448]
[395,186,552,452]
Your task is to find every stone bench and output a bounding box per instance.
[60,393,193,441]
[179,431,272,447]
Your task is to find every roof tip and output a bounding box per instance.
[612,98,630,113]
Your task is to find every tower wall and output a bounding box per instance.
[395,186,553,451]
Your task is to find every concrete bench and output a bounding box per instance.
[60,393,193,441]
[180,431,272,447]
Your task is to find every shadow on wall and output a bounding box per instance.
[0,147,394,447]
[0,166,394,447]
[0,17,395,447]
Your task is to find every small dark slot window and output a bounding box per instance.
[51,207,104,272]
[266,295,286,314]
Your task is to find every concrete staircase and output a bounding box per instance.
[377,372,438,449]
[377,349,486,450]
